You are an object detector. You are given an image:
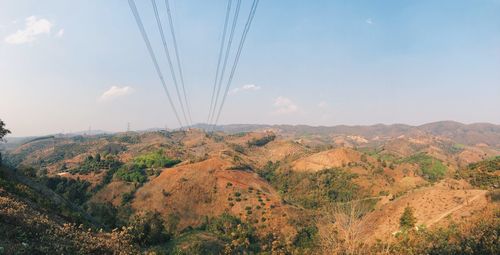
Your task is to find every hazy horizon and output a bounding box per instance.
[1,0,499,136]
[4,120,500,138]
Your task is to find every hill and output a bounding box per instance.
[2,126,499,254]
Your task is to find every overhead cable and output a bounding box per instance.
[128,0,184,128]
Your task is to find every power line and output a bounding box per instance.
[213,0,259,129]
[165,0,193,126]
[152,0,190,126]
[208,0,242,125]
[128,0,184,129]
[207,0,232,124]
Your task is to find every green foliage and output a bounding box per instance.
[400,206,417,230]
[256,161,280,182]
[231,144,246,154]
[390,213,500,255]
[121,191,135,205]
[115,164,147,183]
[129,211,171,246]
[457,156,500,189]
[39,176,91,206]
[200,213,260,253]
[115,150,178,183]
[86,202,119,229]
[71,154,121,174]
[0,119,10,142]
[400,153,447,182]
[247,134,276,147]
[133,150,181,169]
[115,135,141,144]
[293,225,318,249]
[272,168,359,208]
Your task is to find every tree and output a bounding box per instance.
[0,119,11,165]
[129,211,170,246]
[319,201,372,254]
[400,205,417,230]
[0,119,10,141]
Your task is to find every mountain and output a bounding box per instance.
[194,121,500,148]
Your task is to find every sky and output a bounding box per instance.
[1,0,500,136]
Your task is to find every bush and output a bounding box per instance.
[39,176,91,205]
[389,209,500,255]
[86,202,119,229]
[115,164,147,183]
[458,157,500,189]
[400,153,447,182]
[121,191,135,205]
[247,134,276,147]
[400,206,417,230]
[293,225,318,249]
[201,213,260,253]
[256,161,280,182]
[270,168,359,208]
[129,212,170,246]
[71,154,121,174]
[133,150,181,169]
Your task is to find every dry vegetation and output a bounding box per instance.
[1,123,500,254]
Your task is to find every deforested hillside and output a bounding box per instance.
[2,127,500,254]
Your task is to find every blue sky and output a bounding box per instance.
[1,0,499,136]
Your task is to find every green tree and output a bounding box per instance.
[400,205,417,230]
[129,211,170,246]
[0,119,11,165]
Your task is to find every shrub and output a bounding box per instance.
[256,161,280,182]
[129,212,170,246]
[115,165,147,183]
[86,202,119,229]
[121,191,135,205]
[487,190,500,202]
[293,225,318,249]
[247,134,276,147]
[270,168,359,208]
[71,154,121,174]
[133,150,180,169]
[39,176,91,205]
[458,156,500,189]
[389,209,500,255]
[400,153,447,182]
[400,206,417,230]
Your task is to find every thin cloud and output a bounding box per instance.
[365,18,373,25]
[99,86,134,101]
[55,28,64,38]
[5,16,53,44]
[272,96,299,115]
[229,84,261,95]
